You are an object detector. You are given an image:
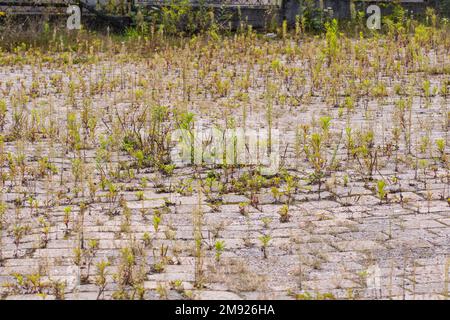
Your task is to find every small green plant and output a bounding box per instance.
[82,239,100,283]
[140,177,148,188]
[112,244,147,300]
[153,212,161,233]
[106,182,119,214]
[357,270,369,287]
[73,247,83,266]
[170,280,184,294]
[435,138,446,161]
[324,19,339,64]
[343,174,349,187]
[271,186,282,203]
[278,205,290,223]
[95,260,110,300]
[0,99,6,130]
[376,180,387,203]
[11,224,30,257]
[309,133,326,199]
[344,96,354,113]
[143,232,152,248]
[161,164,175,176]
[51,280,66,300]
[63,206,71,235]
[0,201,6,230]
[423,80,431,99]
[120,201,132,233]
[239,202,249,216]
[37,217,50,248]
[136,190,145,201]
[152,244,169,274]
[319,116,332,138]
[259,234,272,259]
[8,272,47,295]
[419,159,429,187]
[156,283,168,300]
[261,217,272,229]
[214,240,225,262]
[164,197,175,207]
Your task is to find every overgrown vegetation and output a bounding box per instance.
[0,1,448,301]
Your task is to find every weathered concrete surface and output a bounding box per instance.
[0,32,448,300]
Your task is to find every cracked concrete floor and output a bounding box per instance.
[0,34,448,300]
